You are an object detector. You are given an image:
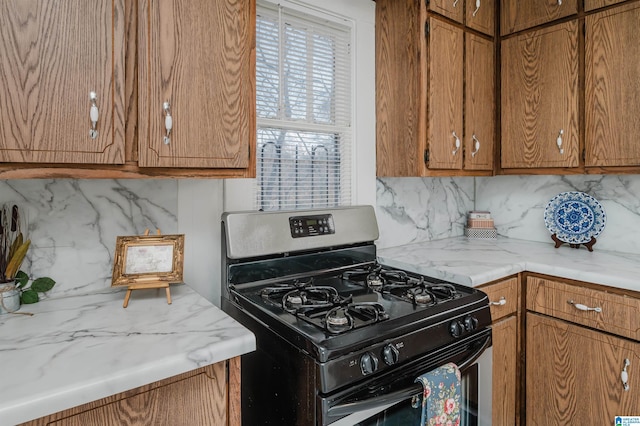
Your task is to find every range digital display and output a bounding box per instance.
[289,214,335,238]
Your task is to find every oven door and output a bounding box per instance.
[323,328,492,426]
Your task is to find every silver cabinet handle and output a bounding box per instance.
[490,296,506,306]
[452,131,461,155]
[621,359,630,391]
[163,101,172,145]
[556,129,564,154]
[89,91,99,139]
[567,300,602,313]
[453,0,459,7]
[473,0,481,16]
[558,0,563,5]
[471,134,480,157]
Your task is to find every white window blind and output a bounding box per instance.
[256,2,352,211]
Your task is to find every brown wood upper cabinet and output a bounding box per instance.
[466,0,495,36]
[585,2,640,167]
[376,0,494,176]
[0,0,255,177]
[138,0,255,168]
[429,0,465,23]
[0,0,125,164]
[500,0,578,35]
[585,0,627,11]
[501,21,579,169]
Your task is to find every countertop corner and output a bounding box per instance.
[0,283,255,425]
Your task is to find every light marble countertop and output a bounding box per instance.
[378,237,640,293]
[0,284,255,425]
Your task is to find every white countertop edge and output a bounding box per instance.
[377,237,640,293]
[6,337,255,426]
[5,335,256,426]
[0,285,256,425]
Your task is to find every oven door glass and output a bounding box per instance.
[353,364,479,426]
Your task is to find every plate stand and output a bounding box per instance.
[551,234,596,252]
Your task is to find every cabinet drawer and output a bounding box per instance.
[481,277,519,321]
[526,276,640,341]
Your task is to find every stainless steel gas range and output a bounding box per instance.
[221,206,492,425]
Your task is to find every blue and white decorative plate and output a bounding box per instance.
[544,191,606,244]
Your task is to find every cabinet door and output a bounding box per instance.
[464,34,494,171]
[500,0,578,35]
[526,313,640,424]
[585,0,626,12]
[466,0,495,36]
[138,0,254,168]
[585,2,640,167]
[0,0,124,164]
[427,18,464,170]
[26,363,230,426]
[375,0,424,177]
[429,0,465,24]
[501,21,579,169]
[492,316,517,426]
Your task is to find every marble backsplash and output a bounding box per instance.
[475,174,640,254]
[375,177,475,249]
[376,174,640,256]
[0,180,178,299]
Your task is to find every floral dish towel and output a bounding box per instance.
[414,362,461,426]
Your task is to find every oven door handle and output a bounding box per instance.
[327,332,491,418]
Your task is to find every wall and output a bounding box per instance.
[376,174,640,256]
[375,177,475,249]
[476,174,640,254]
[0,179,224,304]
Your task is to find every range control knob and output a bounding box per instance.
[382,343,400,366]
[449,320,463,338]
[360,352,379,375]
[464,315,479,332]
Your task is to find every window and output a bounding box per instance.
[256,2,352,211]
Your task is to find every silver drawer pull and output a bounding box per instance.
[89,91,99,139]
[472,0,481,16]
[490,297,506,306]
[621,358,630,391]
[556,129,564,154]
[163,101,172,145]
[568,300,602,313]
[471,134,480,158]
[452,131,461,155]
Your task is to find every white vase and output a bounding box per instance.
[0,283,20,314]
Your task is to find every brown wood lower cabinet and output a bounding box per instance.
[492,315,518,426]
[22,358,240,426]
[480,277,520,426]
[526,313,640,424]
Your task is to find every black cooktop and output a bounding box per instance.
[228,261,488,361]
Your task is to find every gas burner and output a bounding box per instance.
[260,278,315,299]
[323,302,388,334]
[325,307,353,333]
[343,264,417,290]
[430,284,458,300]
[282,285,343,314]
[404,286,436,307]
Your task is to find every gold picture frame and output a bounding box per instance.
[111,231,185,307]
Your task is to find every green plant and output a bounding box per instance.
[15,270,56,304]
[0,205,56,304]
